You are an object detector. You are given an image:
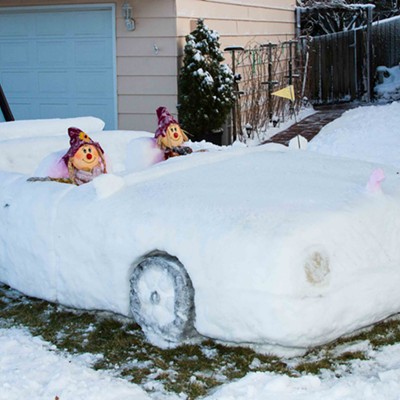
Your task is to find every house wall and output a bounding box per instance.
[176,0,296,57]
[115,0,178,131]
[0,0,296,132]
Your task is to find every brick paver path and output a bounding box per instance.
[261,103,358,146]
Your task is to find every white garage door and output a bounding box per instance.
[0,5,117,129]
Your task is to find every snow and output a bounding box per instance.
[0,116,105,140]
[374,65,400,102]
[208,347,400,400]
[194,68,215,87]
[1,100,400,398]
[245,106,316,145]
[308,101,400,168]
[0,327,152,400]
[92,174,126,199]
[4,325,400,400]
[0,129,154,175]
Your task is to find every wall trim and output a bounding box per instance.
[196,0,295,12]
[0,3,115,13]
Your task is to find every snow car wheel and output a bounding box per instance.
[130,252,195,344]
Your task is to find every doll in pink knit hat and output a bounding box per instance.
[62,127,107,185]
[155,106,192,160]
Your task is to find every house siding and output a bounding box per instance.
[0,0,295,132]
[176,0,295,52]
[115,0,178,131]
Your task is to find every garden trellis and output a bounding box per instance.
[223,39,307,143]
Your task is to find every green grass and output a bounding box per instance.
[1,283,400,399]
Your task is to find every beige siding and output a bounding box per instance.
[117,57,177,76]
[118,112,156,132]
[118,76,177,96]
[116,0,177,131]
[176,0,295,52]
[119,94,177,113]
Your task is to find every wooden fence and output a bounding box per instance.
[306,16,400,104]
[373,17,400,69]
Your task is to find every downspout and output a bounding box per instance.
[295,7,303,39]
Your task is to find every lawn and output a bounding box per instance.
[1,283,399,400]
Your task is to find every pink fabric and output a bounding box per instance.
[49,159,69,179]
[366,168,385,193]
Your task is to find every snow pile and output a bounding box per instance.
[0,116,105,140]
[209,343,400,400]
[0,128,154,175]
[308,101,400,168]
[0,116,218,176]
[374,65,400,101]
[0,328,152,400]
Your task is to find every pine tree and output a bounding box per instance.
[178,19,235,141]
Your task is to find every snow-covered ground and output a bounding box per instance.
[1,100,400,399]
[3,324,400,400]
[374,65,400,102]
[0,327,152,400]
[308,100,400,168]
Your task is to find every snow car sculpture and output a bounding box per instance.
[1,127,400,351]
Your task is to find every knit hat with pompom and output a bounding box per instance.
[155,106,179,138]
[62,127,104,166]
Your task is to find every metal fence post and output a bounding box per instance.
[261,43,278,122]
[366,5,374,102]
[283,40,299,116]
[224,46,244,143]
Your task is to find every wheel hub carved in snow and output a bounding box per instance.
[130,252,196,344]
[150,291,161,305]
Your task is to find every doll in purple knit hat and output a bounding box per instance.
[62,127,107,185]
[155,106,192,160]
[28,127,107,185]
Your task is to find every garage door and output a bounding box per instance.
[0,6,117,129]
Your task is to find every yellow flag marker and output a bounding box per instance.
[272,85,295,101]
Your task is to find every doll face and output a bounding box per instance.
[160,123,186,148]
[71,144,101,171]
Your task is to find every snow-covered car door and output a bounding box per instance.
[0,172,71,302]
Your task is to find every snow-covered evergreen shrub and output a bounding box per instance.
[178,19,235,141]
